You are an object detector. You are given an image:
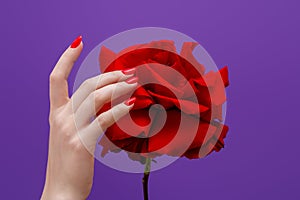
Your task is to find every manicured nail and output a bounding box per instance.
[124,97,136,106]
[125,76,138,84]
[70,35,82,48]
[122,68,136,75]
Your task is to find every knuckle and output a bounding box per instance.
[60,123,73,135]
[68,137,84,152]
[116,81,127,90]
[60,123,74,139]
[49,115,64,128]
[50,112,76,138]
[49,72,63,84]
[112,70,121,78]
[108,70,122,81]
[93,90,105,105]
[82,78,93,89]
[97,114,109,128]
[97,73,106,82]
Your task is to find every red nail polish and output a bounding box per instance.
[126,77,138,84]
[122,68,136,75]
[70,35,82,48]
[124,97,136,106]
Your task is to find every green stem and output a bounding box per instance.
[143,158,151,200]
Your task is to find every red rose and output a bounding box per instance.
[97,40,229,163]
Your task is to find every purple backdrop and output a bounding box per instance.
[0,0,299,199]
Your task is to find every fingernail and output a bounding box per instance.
[70,35,82,48]
[124,97,136,106]
[122,68,136,75]
[125,77,138,84]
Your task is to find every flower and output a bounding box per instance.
[97,40,229,164]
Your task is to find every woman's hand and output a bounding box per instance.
[41,36,137,200]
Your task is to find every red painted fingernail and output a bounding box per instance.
[124,97,136,106]
[70,35,82,48]
[122,68,136,75]
[125,76,138,84]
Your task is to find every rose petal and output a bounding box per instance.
[184,123,229,159]
[99,46,117,72]
[136,63,185,96]
[180,42,205,76]
[148,90,209,115]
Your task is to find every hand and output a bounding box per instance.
[41,36,137,200]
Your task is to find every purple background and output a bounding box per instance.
[0,0,299,199]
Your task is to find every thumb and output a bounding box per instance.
[49,36,83,109]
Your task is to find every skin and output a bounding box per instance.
[41,39,137,200]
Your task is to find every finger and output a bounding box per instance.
[74,77,138,128]
[78,98,136,153]
[49,36,83,108]
[71,68,136,111]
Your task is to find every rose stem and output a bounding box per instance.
[143,157,151,200]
